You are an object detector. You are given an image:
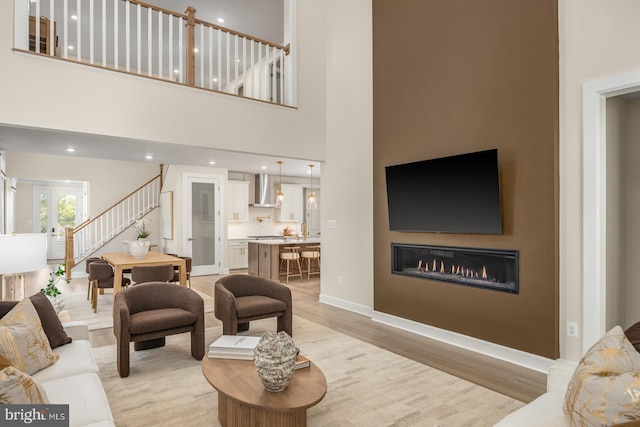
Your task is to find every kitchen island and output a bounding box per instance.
[247,237,321,281]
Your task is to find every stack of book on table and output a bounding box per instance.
[208,335,261,360]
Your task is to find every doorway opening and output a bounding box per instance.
[30,181,87,261]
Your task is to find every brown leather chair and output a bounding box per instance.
[113,282,205,378]
[214,275,292,336]
[131,264,174,284]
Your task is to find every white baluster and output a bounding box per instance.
[158,11,162,78]
[208,26,213,89]
[89,0,94,63]
[136,3,141,74]
[101,0,106,66]
[200,25,204,87]
[250,41,255,98]
[217,29,221,91]
[168,14,173,80]
[178,17,183,83]
[50,0,55,57]
[147,6,152,76]
[113,0,118,69]
[76,0,81,61]
[225,31,230,92]
[125,0,130,72]
[63,0,68,58]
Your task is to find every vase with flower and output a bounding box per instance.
[134,218,151,241]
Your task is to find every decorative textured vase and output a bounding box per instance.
[46,295,64,314]
[128,240,150,258]
[254,331,297,392]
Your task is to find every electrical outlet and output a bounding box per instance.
[337,276,343,286]
[566,322,579,337]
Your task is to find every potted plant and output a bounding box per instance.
[40,263,70,313]
[134,218,151,240]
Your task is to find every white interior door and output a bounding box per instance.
[34,187,85,260]
[183,174,222,275]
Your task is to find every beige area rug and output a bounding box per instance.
[92,316,523,427]
[61,286,215,330]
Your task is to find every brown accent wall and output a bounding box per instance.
[373,0,559,358]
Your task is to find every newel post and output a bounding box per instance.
[185,6,196,86]
[64,227,75,280]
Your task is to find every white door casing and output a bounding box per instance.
[182,173,223,276]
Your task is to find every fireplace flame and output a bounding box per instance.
[417,260,422,271]
[482,266,487,279]
[440,261,445,274]
[433,259,437,271]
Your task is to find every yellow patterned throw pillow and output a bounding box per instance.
[563,325,640,426]
[0,298,59,375]
[0,366,49,404]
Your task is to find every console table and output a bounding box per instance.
[202,356,326,427]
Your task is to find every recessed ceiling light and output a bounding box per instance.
[217,18,224,24]
[145,155,153,160]
[261,166,268,170]
[174,69,179,74]
[212,78,218,82]
[68,45,75,50]
[71,15,78,20]
[208,161,216,165]
[66,148,76,152]
[236,59,240,63]
[194,48,199,53]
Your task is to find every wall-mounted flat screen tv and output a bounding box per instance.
[385,149,502,234]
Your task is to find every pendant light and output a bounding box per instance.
[307,164,318,209]
[276,161,285,207]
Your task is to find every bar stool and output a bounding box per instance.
[300,245,321,280]
[280,246,303,284]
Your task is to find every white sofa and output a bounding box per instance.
[32,321,115,427]
[494,359,578,427]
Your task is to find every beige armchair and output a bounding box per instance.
[214,274,292,336]
[113,282,205,378]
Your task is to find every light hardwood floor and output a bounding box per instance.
[56,271,546,404]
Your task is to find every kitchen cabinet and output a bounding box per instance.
[226,181,249,222]
[247,238,321,281]
[228,239,248,269]
[275,184,303,222]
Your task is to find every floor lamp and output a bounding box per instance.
[0,234,47,301]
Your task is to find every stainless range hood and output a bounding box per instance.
[250,174,277,207]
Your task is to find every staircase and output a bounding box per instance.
[64,170,163,277]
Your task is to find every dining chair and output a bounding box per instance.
[131,264,174,285]
[89,261,131,313]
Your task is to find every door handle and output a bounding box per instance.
[187,237,195,241]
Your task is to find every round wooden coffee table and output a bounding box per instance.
[202,357,327,427]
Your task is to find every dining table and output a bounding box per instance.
[100,251,187,297]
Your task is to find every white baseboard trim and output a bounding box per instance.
[319,293,375,317]
[319,293,555,373]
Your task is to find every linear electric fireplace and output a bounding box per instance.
[392,243,519,294]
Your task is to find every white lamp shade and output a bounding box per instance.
[0,234,47,275]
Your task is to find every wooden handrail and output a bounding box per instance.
[194,20,290,54]
[73,172,161,234]
[122,0,289,54]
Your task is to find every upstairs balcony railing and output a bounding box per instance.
[14,0,293,106]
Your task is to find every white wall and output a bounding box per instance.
[605,97,624,330]
[319,0,373,310]
[559,0,640,360]
[623,97,640,327]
